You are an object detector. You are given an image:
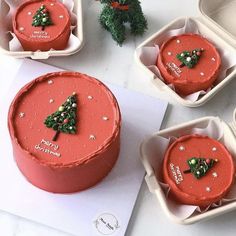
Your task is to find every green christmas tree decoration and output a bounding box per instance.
[177,48,204,69]
[32,5,53,31]
[44,93,77,141]
[99,0,148,46]
[183,157,218,179]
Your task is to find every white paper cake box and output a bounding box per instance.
[135,0,236,107]
[0,0,84,59]
[140,108,236,224]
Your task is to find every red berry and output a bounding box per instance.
[196,51,201,56]
[63,118,69,124]
[206,158,211,164]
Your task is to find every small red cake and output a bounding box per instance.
[8,72,121,193]
[157,34,221,96]
[13,0,71,51]
[163,135,235,207]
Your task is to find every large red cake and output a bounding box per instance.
[13,0,71,51]
[8,72,121,193]
[157,34,221,96]
[163,134,235,207]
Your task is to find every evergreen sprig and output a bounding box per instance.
[99,0,148,46]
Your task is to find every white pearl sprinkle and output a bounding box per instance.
[19,112,25,118]
[19,27,24,31]
[28,12,32,15]
[50,3,54,6]
[200,72,205,76]
[49,99,54,103]
[59,15,64,19]
[54,117,57,121]
[206,187,211,192]
[69,126,73,130]
[72,103,77,108]
[177,40,180,43]
[48,80,53,84]
[211,57,216,61]
[167,52,172,56]
[102,116,109,121]
[88,95,93,100]
[72,92,76,95]
[179,145,185,151]
[212,147,217,152]
[89,134,96,140]
[61,113,64,117]
[186,57,192,62]
[212,172,218,178]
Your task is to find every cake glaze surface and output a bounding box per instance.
[8,71,121,193]
[157,34,221,96]
[163,134,234,206]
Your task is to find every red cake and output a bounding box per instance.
[163,134,235,207]
[8,72,121,193]
[157,34,221,96]
[13,0,71,51]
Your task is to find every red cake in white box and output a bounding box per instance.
[13,0,71,51]
[157,34,221,96]
[163,134,235,207]
[8,72,121,193]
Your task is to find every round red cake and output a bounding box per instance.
[8,72,121,193]
[157,34,221,96]
[13,0,71,51]
[163,134,235,207]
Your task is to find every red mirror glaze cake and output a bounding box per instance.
[157,34,221,96]
[8,72,121,193]
[163,134,235,207]
[13,0,71,51]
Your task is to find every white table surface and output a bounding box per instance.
[1,0,236,235]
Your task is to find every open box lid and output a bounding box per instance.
[199,0,236,48]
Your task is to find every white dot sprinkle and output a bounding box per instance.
[177,40,180,43]
[200,72,204,76]
[72,92,76,95]
[179,145,185,151]
[69,126,73,130]
[19,112,25,118]
[48,80,53,84]
[19,27,24,31]
[88,95,93,100]
[212,147,217,152]
[211,57,216,61]
[102,116,109,121]
[28,12,32,15]
[50,3,54,6]
[59,15,64,19]
[89,134,96,140]
[49,99,54,103]
[186,57,192,62]
[167,52,172,56]
[206,187,211,192]
[212,172,218,178]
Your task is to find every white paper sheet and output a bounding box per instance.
[0,59,168,236]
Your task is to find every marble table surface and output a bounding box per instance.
[1,0,236,235]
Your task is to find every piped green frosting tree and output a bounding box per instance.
[99,0,148,46]
[183,157,218,179]
[32,5,53,31]
[177,48,204,68]
[44,93,77,141]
